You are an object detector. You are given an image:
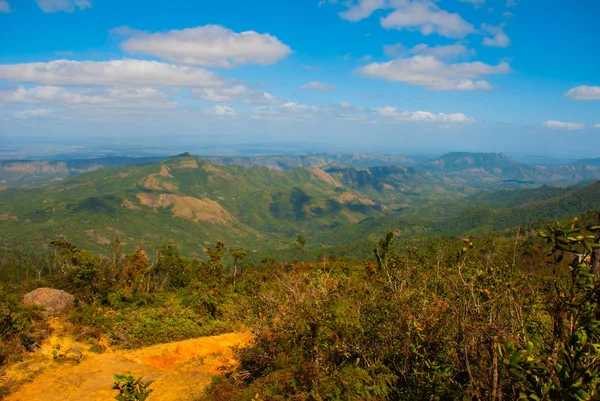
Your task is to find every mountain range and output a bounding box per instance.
[1,152,599,257]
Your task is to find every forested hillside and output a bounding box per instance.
[2,153,600,258]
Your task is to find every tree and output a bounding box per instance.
[505,219,600,400]
[120,244,150,294]
[151,245,189,290]
[202,241,228,286]
[295,234,307,254]
[229,247,247,286]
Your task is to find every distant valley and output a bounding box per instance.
[1,151,600,257]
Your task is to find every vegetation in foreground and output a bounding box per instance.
[1,213,599,399]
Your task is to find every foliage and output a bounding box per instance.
[504,219,600,400]
[112,372,154,401]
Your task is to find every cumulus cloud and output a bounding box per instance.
[594,124,600,129]
[341,101,352,107]
[251,101,320,121]
[114,25,292,68]
[374,106,474,124]
[0,86,176,110]
[411,43,474,60]
[192,85,281,105]
[206,105,236,117]
[0,59,225,87]
[384,42,473,60]
[543,120,585,130]
[12,108,56,119]
[383,43,405,57]
[301,81,337,93]
[358,55,510,90]
[339,0,387,22]
[481,23,511,47]
[564,85,600,101]
[380,1,475,38]
[0,0,12,13]
[34,0,91,13]
[339,0,475,38]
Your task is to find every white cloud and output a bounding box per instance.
[206,105,236,117]
[481,23,511,47]
[12,108,56,119]
[459,0,485,7]
[358,55,510,90]
[383,43,405,57]
[0,86,176,110]
[543,120,585,130]
[281,101,318,112]
[0,0,12,13]
[34,0,91,13]
[341,101,352,108]
[115,25,292,68]
[375,106,474,124]
[301,81,337,93]
[251,101,320,121]
[594,124,600,129]
[380,1,475,38]
[410,43,474,60]
[564,85,600,101]
[192,85,281,105]
[384,42,473,60]
[339,0,387,22]
[503,11,514,17]
[339,0,475,38]
[0,59,225,87]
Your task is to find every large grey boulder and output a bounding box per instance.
[22,288,74,315]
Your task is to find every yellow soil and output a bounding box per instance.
[202,164,231,179]
[159,165,172,177]
[142,165,178,191]
[308,168,343,187]
[335,192,375,205]
[136,193,233,224]
[175,160,199,169]
[121,199,139,210]
[3,318,250,401]
[0,214,18,221]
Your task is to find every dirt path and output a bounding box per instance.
[3,319,250,401]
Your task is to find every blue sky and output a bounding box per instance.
[1,0,599,156]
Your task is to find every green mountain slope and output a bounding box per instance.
[1,155,459,255]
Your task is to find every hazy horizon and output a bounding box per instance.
[1,0,599,157]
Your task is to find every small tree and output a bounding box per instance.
[120,244,150,294]
[229,247,247,283]
[295,235,307,254]
[202,241,227,286]
[505,219,600,400]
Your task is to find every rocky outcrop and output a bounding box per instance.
[22,288,74,315]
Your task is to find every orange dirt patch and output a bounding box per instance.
[3,317,251,401]
[142,165,178,191]
[137,193,233,224]
[175,160,199,169]
[309,168,344,187]
[0,213,18,221]
[121,199,139,210]
[335,192,375,205]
